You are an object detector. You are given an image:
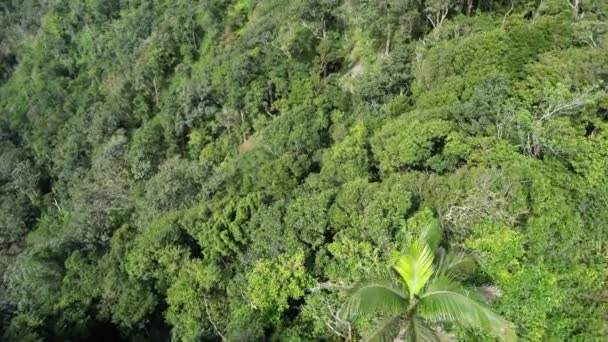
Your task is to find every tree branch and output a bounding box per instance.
[203,296,226,341]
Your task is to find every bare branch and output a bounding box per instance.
[53,197,62,212]
[320,295,353,341]
[538,91,592,121]
[300,20,324,39]
[502,0,514,29]
[203,296,226,341]
[310,281,348,292]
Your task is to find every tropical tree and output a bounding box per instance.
[344,226,516,341]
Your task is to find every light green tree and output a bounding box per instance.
[344,226,516,341]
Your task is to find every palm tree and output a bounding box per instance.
[343,226,516,342]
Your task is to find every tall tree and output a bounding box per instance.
[424,0,456,29]
[344,227,515,341]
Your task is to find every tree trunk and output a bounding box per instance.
[466,0,474,16]
[569,0,581,18]
[385,23,391,56]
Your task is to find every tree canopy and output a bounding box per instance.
[1,0,608,340]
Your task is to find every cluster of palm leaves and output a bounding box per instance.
[343,225,516,341]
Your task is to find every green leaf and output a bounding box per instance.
[411,317,440,342]
[421,221,442,251]
[419,277,516,341]
[393,240,435,298]
[436,250,476,280]
[362,315,403,342]
[344,281,408,318]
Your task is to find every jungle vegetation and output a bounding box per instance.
[1,0,608,341]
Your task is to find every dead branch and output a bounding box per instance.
[203,296,226,341]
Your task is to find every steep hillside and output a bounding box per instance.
[1,0,607,340]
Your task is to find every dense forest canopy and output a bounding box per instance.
[1,0,608,340]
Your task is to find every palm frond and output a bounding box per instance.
[393,240,434,298]
[343,281,408,318]
[421,221,442,251]
[362,315,404,342]
[436,250,475,280]
[411,317,441,342]
[419,277,516,342]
